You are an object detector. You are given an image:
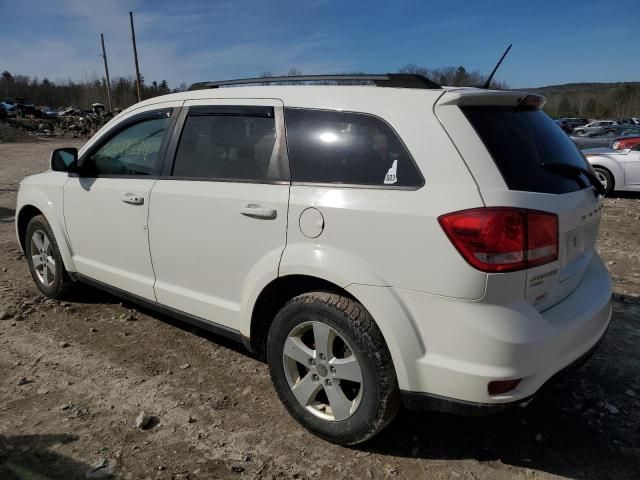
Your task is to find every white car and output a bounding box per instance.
[584,145,640,195]
[15,74,612,445]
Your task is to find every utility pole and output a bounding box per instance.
[129,11,143,102]
[100,33,113,112]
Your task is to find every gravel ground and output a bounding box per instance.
[0,140,639,480]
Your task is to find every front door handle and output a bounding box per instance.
[120,193,144,206]
[240,204,277,220]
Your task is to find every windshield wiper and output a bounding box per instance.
[540,162,605,197]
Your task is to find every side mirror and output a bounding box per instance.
[50,147,78,172]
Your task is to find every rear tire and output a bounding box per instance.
[594,167,614,196]
[267,292,400,445]
[25,215,73,299]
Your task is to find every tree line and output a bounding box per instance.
[1,63,510,112]
[537,83,640,119]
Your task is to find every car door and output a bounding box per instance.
[64,106,180,300]
[622,149,640,189]
[148,99,289,329]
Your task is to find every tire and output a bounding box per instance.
[267,292,400,445]
[593,167,614,196]
[25,215,72,299]
[574,129,584,135]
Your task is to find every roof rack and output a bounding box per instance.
[188,73,441,91]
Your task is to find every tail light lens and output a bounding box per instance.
[438,208,558,273]
[612,141,620,150]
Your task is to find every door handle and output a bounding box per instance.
[120,193,144,205]
[240,204,277,220]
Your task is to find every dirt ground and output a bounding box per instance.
[0,140,639,480]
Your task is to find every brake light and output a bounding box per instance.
[438,208,558,273]
[612,141,620,150]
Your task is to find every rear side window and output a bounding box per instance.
[172,108,284,181]
[462,106,592,194]
[285,108,423,188]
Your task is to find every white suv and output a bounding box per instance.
[16,74,612,445]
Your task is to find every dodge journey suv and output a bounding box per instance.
[16,74,612,445]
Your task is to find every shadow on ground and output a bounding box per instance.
[0,434,89,480]
[0,206,15,224]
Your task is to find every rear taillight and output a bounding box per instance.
[612,141,620,150]
[438,207,558,273]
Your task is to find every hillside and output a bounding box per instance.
[522,81,640,119]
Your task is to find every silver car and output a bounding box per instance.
[573,120,617,136]
[584,146,640,195]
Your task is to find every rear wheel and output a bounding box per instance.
[594,167,613,196]
[267,292,400,445]
[25,215,72,298]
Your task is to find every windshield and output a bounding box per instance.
[461,106,593,194]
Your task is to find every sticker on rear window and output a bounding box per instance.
[384,160,398,185]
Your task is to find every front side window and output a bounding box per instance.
[172,111,282,181]
[285,108,423,187]
[84,115,170,176]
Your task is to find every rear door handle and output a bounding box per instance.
[240,204,277,220]
[120,193,144,205]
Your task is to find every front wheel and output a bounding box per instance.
[25,215,72,298]
[267,292,400,445]
[594,167,614,196]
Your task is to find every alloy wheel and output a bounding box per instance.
[31,229,55,286]
[282,321,363,421]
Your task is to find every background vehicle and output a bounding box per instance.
[15,75,612,445]
[0,100,16,117]
[584,146,640,195]
[612,135,640,151]
[570,125,640,149]
[573,120,617,135]
[38,106,59,118]
[4,97,37,117]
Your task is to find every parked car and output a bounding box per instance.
[15,74,611,445]
[570,125,640,149]
[4,97,37,117]
[0,100,16,117]
[0,104,6,120]
[612,135,640,151]
[573,120,617,135]
[584,145,640,195]
[38,106,60,119]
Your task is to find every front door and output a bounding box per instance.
[63,107,177,300]
[148,99,289,328]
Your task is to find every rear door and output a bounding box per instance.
[148,99,289,329]
[436,92,603,311]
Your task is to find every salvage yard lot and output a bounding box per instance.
[1,140,639,480]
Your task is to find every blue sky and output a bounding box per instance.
[1,0,638,88]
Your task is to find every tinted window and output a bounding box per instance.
[85,116,169,176]
[462,106,592,194]
[285,108,423,187]
[172,113,282,181]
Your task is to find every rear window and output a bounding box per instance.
[285,108,423,188]
[462,106,593,194]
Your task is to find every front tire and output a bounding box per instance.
[594,167,614,196]
[267,292,400,445]
[25,215,72,298]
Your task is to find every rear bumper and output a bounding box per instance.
[388,252,612,405]
[400,322,607,414]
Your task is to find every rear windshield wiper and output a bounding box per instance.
[540,162,605,197]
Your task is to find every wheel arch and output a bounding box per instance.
[248,274,355,358]
[589,157,624,191]
[16,202,76,272]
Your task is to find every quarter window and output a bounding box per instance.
[284,108,423,187]
[84,116,170,176]
[172,110,283,181]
